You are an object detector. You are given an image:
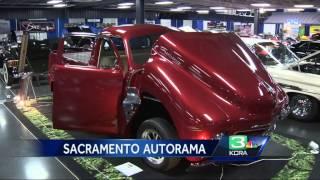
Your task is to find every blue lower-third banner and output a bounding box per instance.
[32,136,269,161]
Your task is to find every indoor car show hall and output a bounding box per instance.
[0,0,319,180]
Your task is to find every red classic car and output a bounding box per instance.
[48,24,289,171]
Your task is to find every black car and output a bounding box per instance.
[0,39,50,86]
[290,40,320,58]
[1,31,96,86]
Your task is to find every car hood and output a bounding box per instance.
[155,32,283,114]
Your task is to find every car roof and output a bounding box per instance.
[102,24,173,39]
[300,40,320,43]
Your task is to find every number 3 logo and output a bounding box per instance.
[229,135,247,150]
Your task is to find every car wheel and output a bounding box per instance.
[137,118,187,172]
[289,94,319,122]
[3,63,13,86]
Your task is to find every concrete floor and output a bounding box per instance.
[277,117,320,144]
[0,107,77,179]
[0,79,77,179]
[0,78,319,179]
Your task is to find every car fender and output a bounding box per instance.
[267,67,320,101]
[282,88,320,101]
[137,57,231,140]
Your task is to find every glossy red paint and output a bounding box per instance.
[101,24,173,70]
[102,24,171,40]
[48,25,288,162]
[52,65,123,134]
[140,32,288,141]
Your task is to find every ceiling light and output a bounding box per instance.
[287,8,304,12]
[264,8,276,11]
[259,8,276,13]
[259,8,277,13]
[177,6,192,10]
[170,8,184,12]
[53,3,67,7]
[196,10,209,14]
[251,3,270,7]
[47,0,62,4]
[237,9,251,12]
[155,1,173,5]
[210,6,225,10]
[117,5,131,9]
[294,4,314,8]
[215,9,228,13]
[118,2,134,6]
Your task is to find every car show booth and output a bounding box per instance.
[264,12,320,38]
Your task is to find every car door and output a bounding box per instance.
[52,37,124,134]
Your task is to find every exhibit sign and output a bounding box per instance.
[211,135,269,161]
[20,20,55,32]
[34,136,269,162]
[206,21,227,32]
[283,22,300,39]
[310,25,320,35]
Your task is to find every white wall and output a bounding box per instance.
[203,20,210,30]
[68,18,85,24]
[160,19,171,27]
[145,20,155,24]
[263,24,276,35]
[183,20,193,27]
[249,23,254,35]
[103,18,118,25]
[0,20,10,33]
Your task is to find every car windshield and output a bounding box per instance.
[66,27,92,33]
[253,42,299,66]
[65,36,95,49]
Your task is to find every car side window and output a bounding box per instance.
[129,35,160,65]
[98,39,118,69]
[110,37,128,73]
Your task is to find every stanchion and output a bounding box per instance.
[15,72,36,108]
[13,31,35,108]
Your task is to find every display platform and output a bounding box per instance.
[4,95,319,180]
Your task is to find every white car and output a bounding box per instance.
[242,38,320,122]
